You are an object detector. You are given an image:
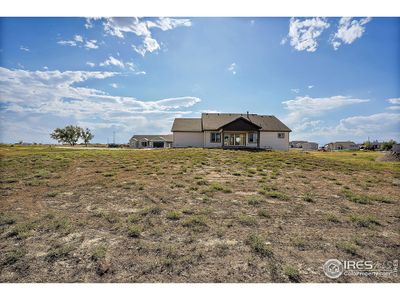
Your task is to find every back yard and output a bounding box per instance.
[0,145,399,282]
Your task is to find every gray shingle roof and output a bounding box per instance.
[201,113,291,132]
[171,118,202,132]
[130,134,173,142]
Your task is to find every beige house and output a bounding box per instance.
[290,140,318,150]
[171,112,291,150]
[325,141,358,151]
[129,135,173,149]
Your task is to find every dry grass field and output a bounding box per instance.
[0,145,399,282]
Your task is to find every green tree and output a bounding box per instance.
[381,140,396,151]
[362,141,374,151]
[80,128,94,147]
[50,125,81,146]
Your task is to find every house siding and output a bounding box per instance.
[204,131,221,148]
[259,131,289,150]
[173,132,204,148]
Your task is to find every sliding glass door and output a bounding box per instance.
[223,133,246,146]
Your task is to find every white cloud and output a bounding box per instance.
[86,62,95,67]
[110,83,118,88]
[291,88,300,93]
[387,106,400,110]
[146,17,191,31]
[283,17,330,52]
[99,17,191,56]
[331,17,372,50]
[74,35,83,43]
[308,85,314,89]
[387,98,400,104]
[282,95,369,124]
[228,63,237,75]
[0,67,201,142]
[57,40,77,47]
[20,46,30,52]
[99,56,125,68]
[84,40,98,49]
[58,35,98,50]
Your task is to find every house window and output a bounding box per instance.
[248,132,257,143]
[210,132,221,143]
[277,133,285,139]
[141,141,148,147]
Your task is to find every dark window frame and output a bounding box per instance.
[248,132,257,143]
[277,133,285,139]
[210,132,221,143]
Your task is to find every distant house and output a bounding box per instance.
[325,141,358,151]
[171,112,291,150]
[290,140,318,150]
[129,135,173,149]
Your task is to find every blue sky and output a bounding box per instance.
[0,17,399,145]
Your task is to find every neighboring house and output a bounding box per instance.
[129,135,173,149]
[301,142,319,151]
[290,140,318,150]
[324,141,358,151]
[171,112,291,150]
[289,141,307,148]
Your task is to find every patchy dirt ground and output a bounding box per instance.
[0,145,399,282]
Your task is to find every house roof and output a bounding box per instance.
[171,118,203,132]
[201,113,291,132]
[130,134,173,142]
[329,141,356,145]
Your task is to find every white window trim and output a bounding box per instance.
[277,132,285,139]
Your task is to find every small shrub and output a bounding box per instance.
[284,266,301,282]
[326,214,340,223]
[247,196,263,206]
[166,210,182,220]
[91,245,107,261]
[266,191,289,201]
[46,191,58,198]
[302,194,315,203]
[45,245,74,262]
[238,215,258,226]
[127,214,140,223]
[128,225,141,238]
[8,222,35,239]
[337,242,359,256]
[350,215,380,228]
[246,234,273,257]
[140,206,162,216]
[0,213,15,226]
[257,209,270,218]
[182,215,207,229]
[2,249,26,266]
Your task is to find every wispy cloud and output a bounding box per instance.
[282,17,330,52]
[110,83,118,88]
[0,67,200,142]
[282,95,369,124]
[291,88,300,94]
[100,56,125,68]
[95,17,191,56]
[57,34,98,50]
[387,98,400,105]
[331,17,372,50]
[228,63,237,75]
[20,46,30,52]
[86,62,95,67]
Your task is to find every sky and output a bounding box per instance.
[0,17,399,145]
